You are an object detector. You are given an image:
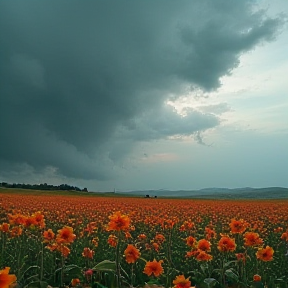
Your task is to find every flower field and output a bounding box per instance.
[0,190,288,288]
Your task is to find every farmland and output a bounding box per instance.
[1,189,288,288]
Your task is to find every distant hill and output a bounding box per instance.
[117,187,288,199]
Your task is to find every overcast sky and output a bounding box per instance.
[1,1,287,192]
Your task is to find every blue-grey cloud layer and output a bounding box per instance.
[0,1,283,180]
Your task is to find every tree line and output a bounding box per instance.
[0,182,88,192]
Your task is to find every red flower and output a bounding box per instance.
[256,246,274,262]
[124,244,141,263]
[253,274,261,282]
[56,226,76,244]
[82,247,95,259]
[197,239,211,252]
[230,219,247,234]
[143,259,164,277]
[173,274,191,288]
[186,236,196,247]
[218,236,236,252]
[107,211,130,231]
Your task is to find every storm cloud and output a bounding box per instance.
[0,1,283,181]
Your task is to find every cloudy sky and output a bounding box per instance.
[1,0,287,192]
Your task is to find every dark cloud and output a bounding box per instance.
[0,1,283,181]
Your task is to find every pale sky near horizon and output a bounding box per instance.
[0,1,287,192]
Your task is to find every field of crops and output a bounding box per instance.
[0,190,288,288]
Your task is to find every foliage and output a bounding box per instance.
[1,191,288,287]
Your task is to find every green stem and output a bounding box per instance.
[115,231,122,288]
[130,263,134,286]
[39,242,44,281]
[16,237,22,280]
[60,254,64,288]
[222,254,226,288]
[168,228,173,267]
[0,232,7,267]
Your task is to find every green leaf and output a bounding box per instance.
[139,257,148,263]
[119,264,129,279]
[55,264,82,275]
[62,264,83,280]
[204,278,218,288]
[147,278,161,285]
[200,263,208,274]
[94,282,109,288]
[23,266,40,274]
[224,260,237,268]
[225,268,239,282]
[19,266,40,282]
[211,268,222,277]
[24,281,48,288]
[64,264,82,273]
[252,282,264,288]
[275,278,285,283]
[92,260,116,272]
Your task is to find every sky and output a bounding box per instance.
[0,0,287,192]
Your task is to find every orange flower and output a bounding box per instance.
[179,220,194,231]
[107,211,130,231]
[155,233,165,244]
[138,233,147,241]
[152,242,160,252]
[0,223,10,233]
[58,244,71,257]
[0,267,17,288]
[84,222,97,235]
[195,250,213,261]
[46,242,71,257]
[143,259,164,277]
[43,229,55,242]
[82,247,95,259]
[230,219,247,234]
[173,274,191,288]
[91,237,99,247]
[124,244,141,263]
[8,213,26,225]
[205,227,217,240]
[253,274,261,282]
[107,234,118,247]
[46,242,58,252]
[217,236,236,252]
[274,227,283,233]
[244,232,263,247]
[125,231,132,239]
[280,231,288,242]
[71,278,80,287]
[32,211,46,228]
[235,253,246,264]
[197,239,211,252]
[9,226,22,238]
[185,249,199,258]
[24,216,37,228]
[186,236,196,247]
[256,246,274,262]
[56,226,76,244]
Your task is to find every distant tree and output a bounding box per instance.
[1,181,88,192]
